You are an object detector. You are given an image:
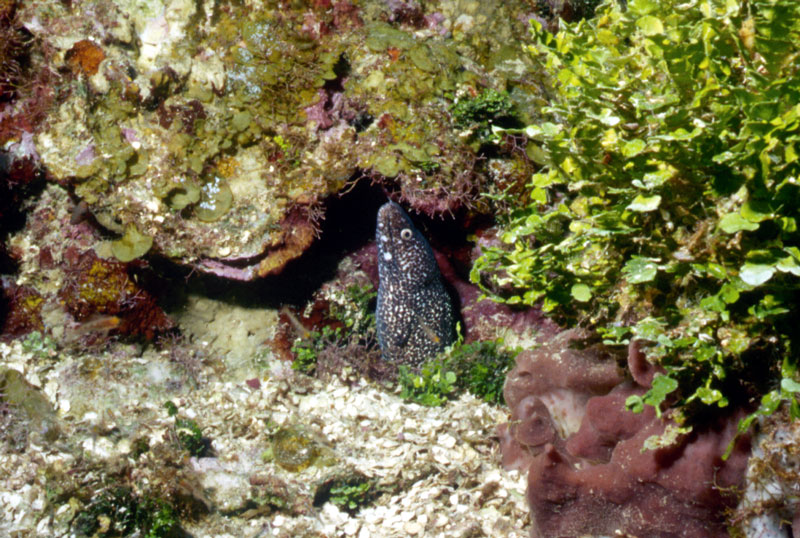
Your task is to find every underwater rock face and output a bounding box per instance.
[0,367,61,444]
[736,408,800,538]
[2,184,173,343]
[375,201,456,366]
[500,332,751,537]
[24,0,542,279]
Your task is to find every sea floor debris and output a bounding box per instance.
[0,296,528,537]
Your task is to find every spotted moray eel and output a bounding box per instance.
[375,201,456,367]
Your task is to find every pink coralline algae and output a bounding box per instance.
[501,331,752,537]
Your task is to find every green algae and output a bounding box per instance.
[111,224,154,262]
[365,23,416,51]
[175,417,205,457]
[72,486,180,538]
[0,367,61,443]
[194,175,233,222]
[162,178,201,211]
[408,44,437,72]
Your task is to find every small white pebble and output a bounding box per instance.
[343,520,360,535]
[383,252,392,261]
[438,433,457,449]
[404,521,423,534]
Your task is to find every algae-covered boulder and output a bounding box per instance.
[0,367,61,443]
[25,0,543,279]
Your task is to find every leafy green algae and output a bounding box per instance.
[194,175,233,223]
[111,224,154,262]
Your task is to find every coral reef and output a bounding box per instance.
[3,184,173,343]
[0,282,44,339]
[500,331,752,537]
[20,0,544,280]
[59,249,173,340]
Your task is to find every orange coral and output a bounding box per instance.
[66,39,105,76]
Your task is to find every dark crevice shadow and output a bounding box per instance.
[152,180,389,312]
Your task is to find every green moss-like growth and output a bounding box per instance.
[164,401,178,417]
[21,330,57,359]
[447,340,518,405]
[72,487,180,538]
[175,418,206,457]
[291,325,343,375]
[328,479,375,515]
[140,498,181,538]
[335,284,377,335]
[290,283,379,377]
[398,361,457,407]
[164,400,207,457]
[313,471,378,515]
[397,338,518,407]
[330,481,372,512]
[451,88,517,142]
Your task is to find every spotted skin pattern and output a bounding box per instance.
[375,201,456,367]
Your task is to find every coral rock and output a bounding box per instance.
[501,329,624,469]
[65,40,105,76]
[501,329,752,537]
[60,249,173,340]
[1,281,44,340]
[527,403,750,538]
[25,0,542,279]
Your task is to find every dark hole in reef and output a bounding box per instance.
[152,179,389,310]
[0,150,46,276]
[150,177,499,353]
[350,111,373,133]
[319,53,350,96]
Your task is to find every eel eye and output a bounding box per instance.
[400,228,412,240]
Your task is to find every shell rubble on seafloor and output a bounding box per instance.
[0,322,529,537]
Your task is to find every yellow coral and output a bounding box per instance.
[78,260,135,310]
[215,156,239,179]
